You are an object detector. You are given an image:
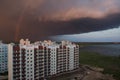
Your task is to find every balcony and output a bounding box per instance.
[13,45,20,51]
[21,52,26,54]
[21,56,26,59]
[14,56,20,59]
[39,46,43,49]
[21,64,26,66]
[21,78,26,80]
[22,67,26,69]
[21,60,26,63]
[22,71,26,74]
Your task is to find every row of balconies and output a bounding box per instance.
[13,71,20,75]
[13,74,27,80]
[13,63,20,66]
[13,53,20,55]
[13,56,20,59]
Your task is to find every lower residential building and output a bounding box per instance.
[8,39,79,80]
[0,41,8,73]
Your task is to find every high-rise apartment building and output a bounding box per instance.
[8,39,79,80]
[0,41,8,73]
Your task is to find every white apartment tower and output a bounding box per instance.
[8,39,79,80]
[0,41,8,73]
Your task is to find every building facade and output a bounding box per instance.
[0,41,8,73]
[8,39,79,80]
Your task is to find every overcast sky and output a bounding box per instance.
[0,0,120,42]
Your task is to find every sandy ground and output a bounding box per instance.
[49,65,116,80]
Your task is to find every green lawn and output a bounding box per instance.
[79,51,120,80]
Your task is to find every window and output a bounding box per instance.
[27,50,29,52]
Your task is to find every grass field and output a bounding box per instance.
[79,51,120,80]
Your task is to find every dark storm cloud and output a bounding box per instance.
[0,0,120,41]
[18,13,120,41]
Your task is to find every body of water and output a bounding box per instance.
[80,44,120,56]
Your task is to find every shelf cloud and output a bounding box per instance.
[0,0,120,41]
